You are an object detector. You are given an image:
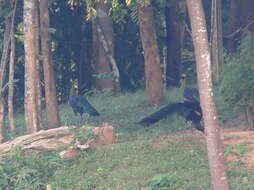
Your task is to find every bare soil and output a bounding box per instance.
[222,128,254,168]
[152,127,254,169]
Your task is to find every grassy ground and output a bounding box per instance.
[2,89,254,189]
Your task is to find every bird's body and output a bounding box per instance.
[183,87,199,103]
[68,96,100,117]
[138,100,203,132]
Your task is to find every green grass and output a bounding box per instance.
[2,89,254,189]
[52,134,210,190]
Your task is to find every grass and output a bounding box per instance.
[2,89,254,189]
[52,134,210,190]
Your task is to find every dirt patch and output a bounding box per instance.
[222,129,254,168]
[152,128,254,169]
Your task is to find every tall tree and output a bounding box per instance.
[78,22,93,93]
[239,0,254,33]
[93,0,120,91]
[165,1,186,87]
[226,0,239,53]
[40,0,60,129]
[186,0,230,189]
[0,16,11,142]
[137,2,164,105]
[210,0,224,81]
[34,0,43,128]
[24,0,41,133]
[8,0,18,133]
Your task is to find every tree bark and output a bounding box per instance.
[210,0,224,81]
[0,17,12,142]
[8,0,18,133]
[78,22,93,93]
[186,0,230,189]
[40,0,60,129]
[0,96,4,143]
[226,0,239,53]
[93,1,116,91]
[95,21,121,92]
[165,1,186,87]
[239,0,254,33]
[137,2,164,105]
[24,0,41,133]
[32,0,43,129]
[0,125,115,156]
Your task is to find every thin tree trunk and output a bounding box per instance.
[226,0,239,53]
[24,0,41,133]
[165,1,186,87]
[34,0,42,129]
[0,17,12,142]
[137,2,164,105]
[186,0,230,189]
[93,1,115,91]
[95,21,121,92]
[8,0,18,133]
[40,0,60,129]
[210,0,224,81]
[0,96,4,142]
[245,107,254,129]
[239,0,254,34]
[78,22,92,93]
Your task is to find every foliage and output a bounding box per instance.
[0,1,12,19]
[2,90,254,189]
[0,148,64,190]
[145,173,175,190]
[228,160,254,190]
[73,127,94,143]
[51,135,210,190]
[225,144,252,157]
[216,33,254,119]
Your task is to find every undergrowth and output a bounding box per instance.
[215,33,254,122]
[1,89,254,189]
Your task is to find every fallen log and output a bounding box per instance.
[0,123,116,159]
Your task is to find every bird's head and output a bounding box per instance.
[69,84,78,97]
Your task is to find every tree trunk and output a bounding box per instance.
[34,0,43,129]
[137,3,164,105]
[226,0,239,53]
[0,17,12,142]
[8,0,18,133]
[186,0,230,189]
[0,96,4,143]
[78,22,93,93]
[24,0,41,133]
[40,0,60,129]
[71,7,82,94]
[95,21,121,92]
[93,1,116,91]
[245,107,254,129]
[210,0,224,81]
[239,0,254,33]
[165,1,186,87]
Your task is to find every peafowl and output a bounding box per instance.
[138,87,203,132]
[68,95,100,118]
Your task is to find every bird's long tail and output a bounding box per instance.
[82,103,100,116]
[138,103,185,126]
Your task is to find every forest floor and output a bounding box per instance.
[222,128,254,169]
[4,90,254,189]
[148,126,254,170]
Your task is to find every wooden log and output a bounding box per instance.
[0,124,115,159]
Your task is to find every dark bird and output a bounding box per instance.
[68,96,100,119]
[138,101,203,131]
[183,87,199,103]
[138,87,203,132]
